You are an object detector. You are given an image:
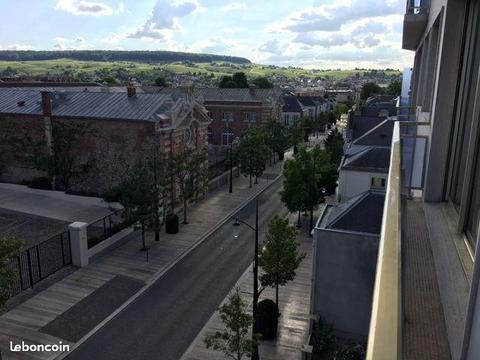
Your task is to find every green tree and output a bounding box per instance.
[205,288,260,360]
[333,103,348,120]
[259,216,305,308]
[119,160,156,250]
[262,119,290,160]
[235,128,271,187]
[167,147,207,224]
[360,82,384,101]
[252,76,273,89]
[281,154,309,226]
[219,76,237,88]
[288,118,305,153]
[154,76,168,87]
[232,72,249,88]
[0,235,23,308]
[324,128,344,167]
[387,79,402,96]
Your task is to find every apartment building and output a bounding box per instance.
[366,1,480,360]
[197,87,283,147]
[281,95,304,126]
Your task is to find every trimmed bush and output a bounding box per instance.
[102,187,122,203]
[29,177,52,190]
[256,299,278,340]
[165,213,179,234]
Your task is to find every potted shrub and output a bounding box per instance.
[165,213,179,234]
[256,299,278,340]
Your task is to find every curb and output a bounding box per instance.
[52,172,283,360]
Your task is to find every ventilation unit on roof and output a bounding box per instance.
[17,100,25,107]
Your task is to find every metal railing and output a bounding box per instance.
[4,230,72,298]
[86,209,128,249]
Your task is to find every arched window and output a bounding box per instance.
[221,128,235,146]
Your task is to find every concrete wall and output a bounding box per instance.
[338,169,387,202]
[312,227,379,340]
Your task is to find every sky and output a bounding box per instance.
[0,0,414,70]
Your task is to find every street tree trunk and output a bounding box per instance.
[310,206,314,236]
[249,174,252,188]
[182,184,188,224]
[276,284,279,314]
[141,221,146,250]
[297,211,301,228]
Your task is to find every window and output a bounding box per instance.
[371,177,386,189]
[221,128,235,146]
[446,0,480,249]
[244,112,257,123]
[222,112,234,122]
[293,115,299,122]
[207,111,213,119]
[283,114,290,125]
[308,109,314,118]
[208,127,214,144]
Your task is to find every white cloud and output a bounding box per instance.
[54,0,125,16]
[277,0,403,32]
[221,2,246,12]
[126,0,203,40]
[0,44,33,50]
[52,36,92,50]
[259,39,286,55]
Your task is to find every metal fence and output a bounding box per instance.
[86,209,128,249]
[5,230,72,298]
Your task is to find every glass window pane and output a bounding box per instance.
[467,144,480,246]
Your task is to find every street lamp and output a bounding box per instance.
[231,197,260,360]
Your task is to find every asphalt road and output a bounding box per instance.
[65,176,287,360]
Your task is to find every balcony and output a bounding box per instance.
[366,121,450,359]
[402,0,429,51]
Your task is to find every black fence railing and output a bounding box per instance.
[86,209,129,249]
[5,230,72,298]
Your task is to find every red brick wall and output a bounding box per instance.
[204,101,270,145]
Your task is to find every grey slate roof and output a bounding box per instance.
[351,116,386,141]
[326,190,386,234]
[0,88,177,122]
[342,147,391,173]
[282,96,303,113]
[196,87,279,103]
[297,96,316,107]
[353,118,395,147]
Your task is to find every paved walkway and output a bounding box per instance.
[182,208,319,360]
[0,162,286,360]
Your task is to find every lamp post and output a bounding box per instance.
[232,197,259,360]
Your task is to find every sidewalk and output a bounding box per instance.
[0,160,285,360]
[182,208,321,360]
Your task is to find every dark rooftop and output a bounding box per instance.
[342,147,391,173]
[351,116,386,141]
[282,96,303,113]
[327,191,386,234]
[0,88,179,122]
[297,96,316,107]
[354,119,395,147]
[196,87,280,103]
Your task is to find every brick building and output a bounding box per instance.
[0,86,211,201]
[196,87,283,147]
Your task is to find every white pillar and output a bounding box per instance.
[69,222,89,267]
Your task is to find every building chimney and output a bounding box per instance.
[249,85,256,96]
[127,83,136,98]
[41,91,52,117]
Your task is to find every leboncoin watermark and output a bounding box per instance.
[9,340,70,352]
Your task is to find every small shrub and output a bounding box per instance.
[29,177,52,190]
[102,187,122,203]
[166,213,179,234]
[311,317,333,357]
[334,344,365,360]
[256,299,278,340]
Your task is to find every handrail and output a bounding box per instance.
[366,121,402,360]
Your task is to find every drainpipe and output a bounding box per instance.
[41,91,55,188]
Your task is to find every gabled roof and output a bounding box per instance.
[342,147,391,173]
[282,96,303,113]
[196,87,279,104]
[351,116,386,141]
[297,96,316,107]
[353,118,395,147]
[0,88,189,122]
[324,190,386,234]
